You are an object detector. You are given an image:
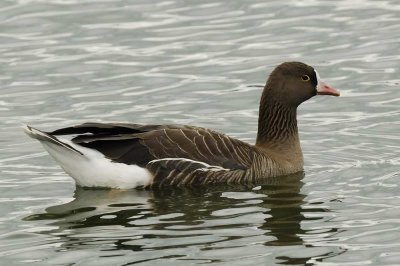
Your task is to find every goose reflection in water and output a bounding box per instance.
[24,173,345,265]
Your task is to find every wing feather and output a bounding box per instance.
[47,123,254,178]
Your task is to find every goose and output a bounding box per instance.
[24,62,340,189]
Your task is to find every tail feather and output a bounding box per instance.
[23,125,152,188]
[23,125,83,155]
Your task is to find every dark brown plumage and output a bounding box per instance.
[25,61,339,189]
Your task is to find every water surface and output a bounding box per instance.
[1,0,399,265]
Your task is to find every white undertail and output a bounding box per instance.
[24,125,152,189]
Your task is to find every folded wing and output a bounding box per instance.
[50,122,255,186]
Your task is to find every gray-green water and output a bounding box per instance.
[1,0,400,265]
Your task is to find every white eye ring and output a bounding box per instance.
[301,75,310,82]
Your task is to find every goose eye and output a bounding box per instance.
[301,75,310,82]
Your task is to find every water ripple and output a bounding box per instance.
[1,0,400,265]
